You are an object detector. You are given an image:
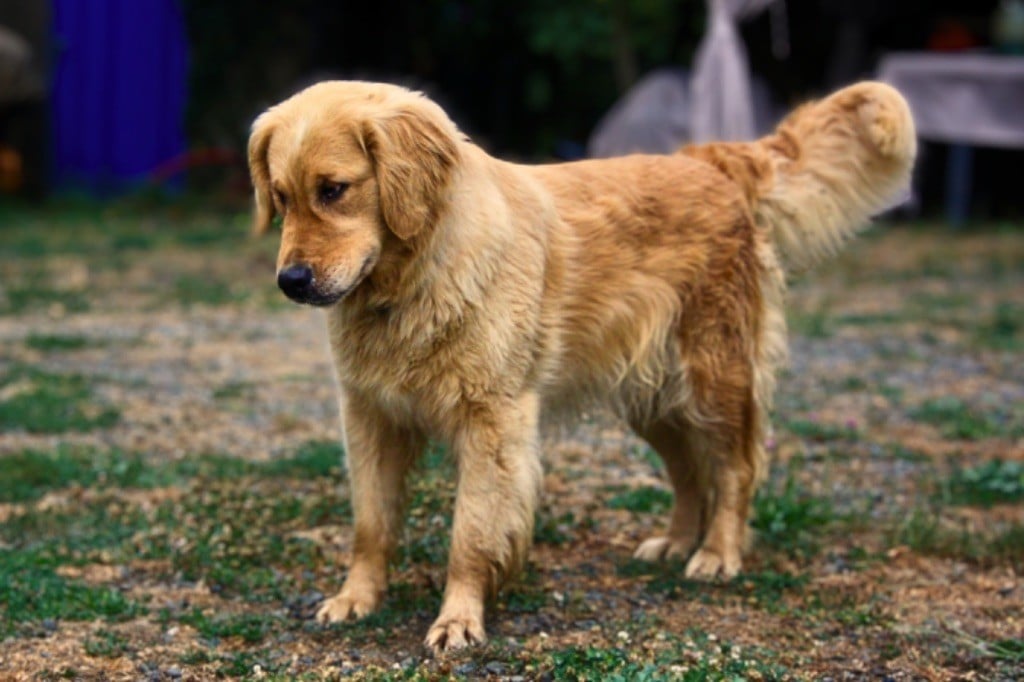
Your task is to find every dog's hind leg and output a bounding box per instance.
[630,416,710,562]
[425,391,543,653]
[316,396,423,624]
[682,381,761,581]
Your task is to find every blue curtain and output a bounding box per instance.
[51,0,187,193]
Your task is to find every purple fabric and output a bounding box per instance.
[879,52,1024,149]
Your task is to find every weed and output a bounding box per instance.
[944,460,1024,507]
[83,629,130,658]
[0,366,120,433]
[262,439,344,479]
[894,508,1024,570]
[909,397,1019,440]
[172,274,246,307]
[606,486,673,514]
[24,333,100,351]
[753,472,834,558]
[0,549,144,638]
[783,418,858,443]
[180,608,283,644]
[975,302,1023,350]
[535,509,575,546]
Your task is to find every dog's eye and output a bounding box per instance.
[318,181,349,204]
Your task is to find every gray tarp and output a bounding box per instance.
[878,52,1024,149]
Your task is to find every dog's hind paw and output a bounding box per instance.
[684,547,741,581]
[632,535,696,562]
[425,615,486,654]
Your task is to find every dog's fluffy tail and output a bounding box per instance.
[681,81,916,271]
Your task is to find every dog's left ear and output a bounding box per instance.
[247,113,276,236]
[363,106,460,241]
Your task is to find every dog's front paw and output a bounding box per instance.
[424,614,486,654]
[315,584,381,624]
[684,546,741,581]
[633,535,697,562]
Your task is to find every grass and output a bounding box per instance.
[2,212,1021,677]
[24,333,102,351]
[944,459,1024,507]
[909,397,1021,440]
[752,470,834,559]
[0,548,144,638]
[783,418,859,443]
[0,365,120,433]
[606,485,673,514]
[0,441,345,503]
[894,507,1024,571]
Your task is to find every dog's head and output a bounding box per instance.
[248,81,461,306]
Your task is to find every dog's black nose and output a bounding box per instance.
[277,264,314,298]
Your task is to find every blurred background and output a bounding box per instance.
[1,0,1023,222]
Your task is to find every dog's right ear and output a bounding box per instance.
[247,113,276,236]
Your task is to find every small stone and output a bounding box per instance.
[485,661,506,675]
[167,666,183,679]
[454,662,477,675]
[41,619,57,632]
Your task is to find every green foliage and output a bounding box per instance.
[0,366,120,434]
[24,334,98,351]
[0,442,344,503]
[607,485,673,513]
[894,508,1024,570]
[83,629,131,658]
[910,397,1020,440]
[261,439,344,479]
[753,472,834,558]
[783,418,859,443]
[0,549,144,638]
[975,301,1023,350]
[945,460,1024,507]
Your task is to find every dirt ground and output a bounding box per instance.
[0,208,1021,680]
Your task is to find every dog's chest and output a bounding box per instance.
[326,304,513,428]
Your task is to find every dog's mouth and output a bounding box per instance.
[280,253,379,307]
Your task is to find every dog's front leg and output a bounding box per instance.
[425,392,543,653]
[316,396,422,624]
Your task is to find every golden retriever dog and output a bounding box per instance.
[248,80,915,652]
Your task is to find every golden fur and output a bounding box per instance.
[248,80,915,652]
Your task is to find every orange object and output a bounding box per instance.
[0,146,24,194]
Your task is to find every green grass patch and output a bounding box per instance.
[0,441,347,504]
[0,282,92,316]
[0,366,120,434]
[944,460,1024,507]
[909,397,1021,440]
[261,439,343,479]
[783,418,859,443]
[753,472,834,559]
[83,628,131,658]
[171,274,247,307]
[0,549,144,638]
[24,333,103,352]
[894,508,1024,570]
[975,302,1024,351]
[179,608,283,644]
[535,509,575,546]
[606,486,673,514]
